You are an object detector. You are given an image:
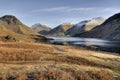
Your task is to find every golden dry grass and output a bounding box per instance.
[0,42,119,80]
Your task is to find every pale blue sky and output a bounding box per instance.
[0,0,120,28]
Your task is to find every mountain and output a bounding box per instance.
[66,17,106,36]
[47,23,74,36]
[79,13,120,40]
[0,15,45,42]
[32,23,51,35]
[0,15,37,35]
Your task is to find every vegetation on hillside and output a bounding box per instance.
[0,15,45,42]
[0,42,119,80]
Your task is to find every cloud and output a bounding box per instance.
[31,7,120,13]
[31,7,95,13]
[40,7,70,12]
[32,7,68,12]
[66,7,95,12]
[102,8,120,13]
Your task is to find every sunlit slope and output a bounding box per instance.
[0,15,45,42]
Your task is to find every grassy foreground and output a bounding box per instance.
[0,42,120,80]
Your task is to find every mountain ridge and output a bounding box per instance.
[66,17,106,36]
[0,15,45,42]
[0,15,37,35]
[47,23,74,36]
[79,13,120,40]
[32,23,51,35]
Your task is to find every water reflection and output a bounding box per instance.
[46,36,120,53]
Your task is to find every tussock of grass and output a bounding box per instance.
[0,42,119,80]
[44,56,112,69]
[0,49,42,61]
[0,67,116,80]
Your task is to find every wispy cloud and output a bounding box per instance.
[40,7,70,12]
[65,7,95,12]
[31,7,120,13]
[31,7,95,13]
[102,8,120,12]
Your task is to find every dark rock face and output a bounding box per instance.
[0,15,21,25]
[65,22,87,36]
[103,13,120,25]
[79,13,120,40]
[48,26,64,34]
[39,30,49,35]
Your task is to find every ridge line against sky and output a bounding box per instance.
[0,0,120,28]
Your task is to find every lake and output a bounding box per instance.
[46,36,120,53]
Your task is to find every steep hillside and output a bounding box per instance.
[66,17,106,36]
[32,23,51,35]
[47,23,74,36]
[0,15,37,35]
[79,13,120,40]
[0,15,45,42]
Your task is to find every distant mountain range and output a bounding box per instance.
[0,15,44,42]
[79,13,120,40]
[66,17,106,36]
[46,23,74,36]
[1,13,120,42]
[35,17,105,37]
[32,23,51,35]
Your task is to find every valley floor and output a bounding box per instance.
[0,42,120,80]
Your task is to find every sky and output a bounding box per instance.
[0,0,120,28]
